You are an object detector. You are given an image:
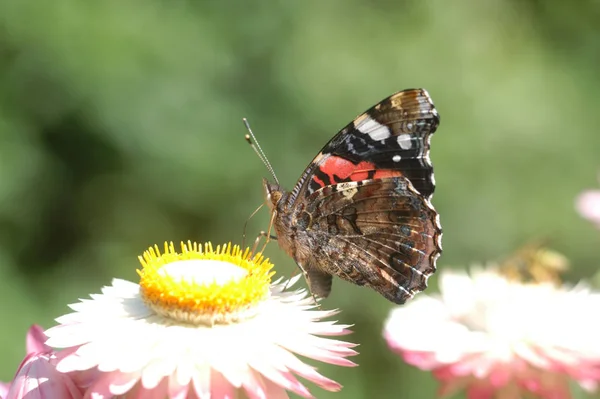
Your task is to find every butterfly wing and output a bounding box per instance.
[287,88,440,206]
[301,177,441,304]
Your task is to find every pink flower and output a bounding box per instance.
[577,184,600,228]
[1,325,49,396]
[384,267,600,399]
[3,325,83,399]
[44,242,357,399]
[0,382,8,399]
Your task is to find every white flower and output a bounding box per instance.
[384,266,600,399]
[44,242,357,399]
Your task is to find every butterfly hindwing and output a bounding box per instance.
[301,176,440,304]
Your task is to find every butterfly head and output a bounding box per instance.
[262,178,284,211]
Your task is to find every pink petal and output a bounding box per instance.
[26,325,50,355]
[435,359,479,379]
[6,353,83,399]
[487,366,512,387]
[569,363,600,382]
[119,378,168,399]
[167,374,189,399]
[141,360,176,390]
[433,365,457,381]
[247,355,310,396]
[249,342,340,394]
[253,366,311,399]
[494,384,521,399]
[576,190,600,225]
[84,371,139,397]
[143,378,169,399]
[0,382,10,398]
[284,365,340,394]
[241,370,269,399]
[56,345,99,373]
[307,322,354,337]
[466,382,495,399]
[437,376,471,397]
[577,378,598,392]
[400,350,443,370]
[189,365,210,399]
[278,336,357,367]
[68,368,102,392]
[261,377,292,399]
[513,343,554,369]
[515,367,572,399]
[242,369,297,399]
[208,369,236,399]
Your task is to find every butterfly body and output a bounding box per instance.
[264,89,442,304]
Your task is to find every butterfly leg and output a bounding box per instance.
[252,209,279,256]
[260,210,278,254]
[250,230,278,256]
[304,272,323,309]
[282,261,323,308]
[282,266,301,293]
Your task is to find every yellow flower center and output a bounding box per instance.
[137,241,274,325]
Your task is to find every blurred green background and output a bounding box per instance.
[1,0,599,398]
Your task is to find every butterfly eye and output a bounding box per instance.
[270,191,283,206]
[262,179,284,208]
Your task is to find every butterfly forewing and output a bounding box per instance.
[267,88,442,304]
[287,89,439,205]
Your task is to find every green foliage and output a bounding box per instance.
[1,0,599,397]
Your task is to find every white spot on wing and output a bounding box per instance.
[397,134,412,150]
[337,182,359,199]
[337,182,356,190]
[392,155,402,162]
[356,116,391,141]
[341,187,358,199]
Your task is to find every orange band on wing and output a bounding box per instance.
[315,156,403,187]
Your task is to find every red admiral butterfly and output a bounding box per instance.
[261,89,442,304]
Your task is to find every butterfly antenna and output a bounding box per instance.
[243,118,279,184]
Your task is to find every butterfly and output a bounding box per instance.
[262,88,442,304]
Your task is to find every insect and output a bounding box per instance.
[251,89,442,304]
